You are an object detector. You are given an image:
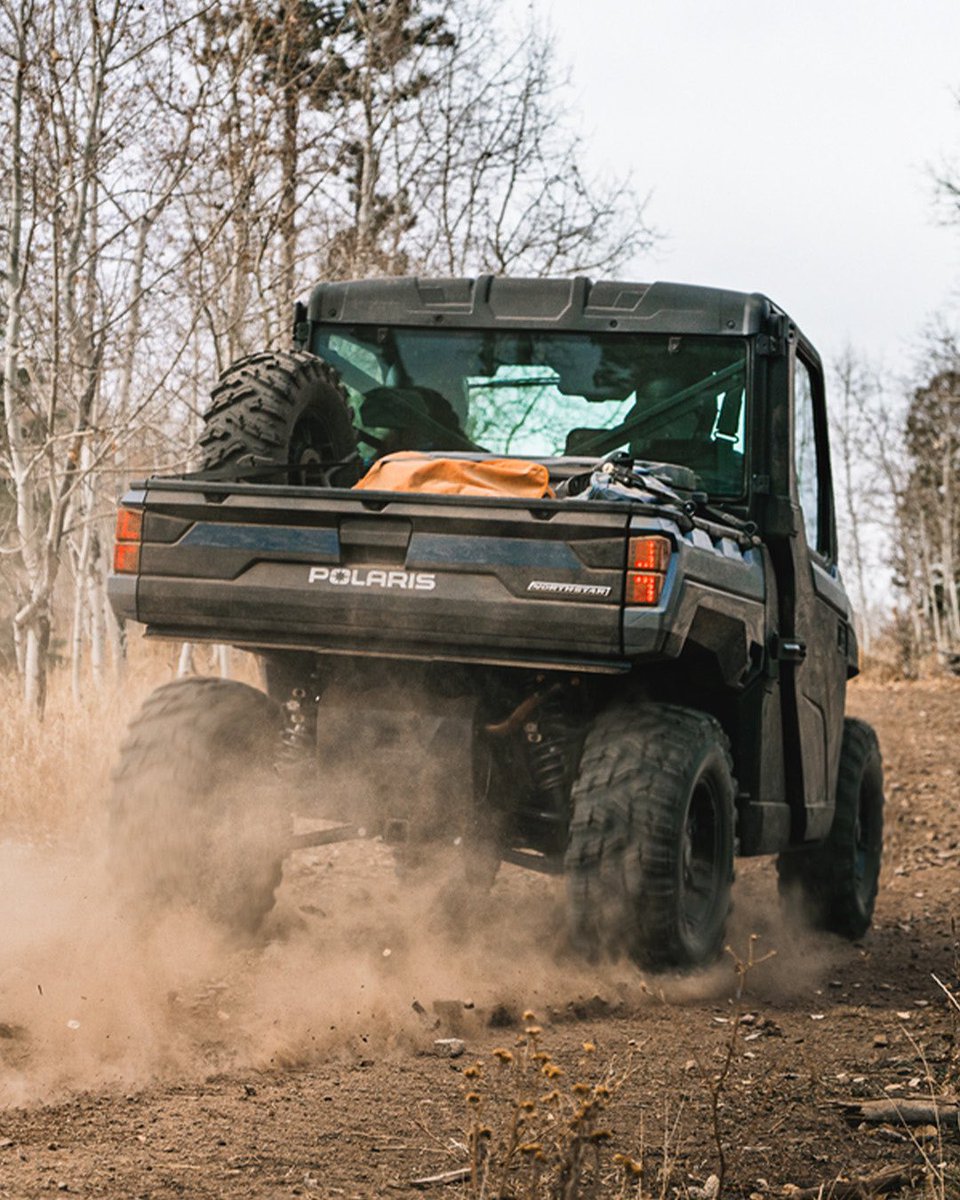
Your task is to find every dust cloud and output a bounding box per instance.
[0,668,838,1108]
[0,825,841,1109]
[0,830,606,1107]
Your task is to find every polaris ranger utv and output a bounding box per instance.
[108,276,884,969]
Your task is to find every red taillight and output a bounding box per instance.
[116,506,142,543]
[628,535,671,572]
[113,506,142,574]
[627,571,664,605]
[626,535,671,605]
[113,541,140,574]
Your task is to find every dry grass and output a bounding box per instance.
[0,639,259,838]
[460,1013,647,1200]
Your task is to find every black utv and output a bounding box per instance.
[108,276,884,970]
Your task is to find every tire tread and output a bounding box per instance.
[198,350,356,476]
[566,702,736,969]
[110,677,287,931]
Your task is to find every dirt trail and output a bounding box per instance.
[0,678,958,1199]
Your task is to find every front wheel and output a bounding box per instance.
[777,717,884,938]
[565,702,736,970]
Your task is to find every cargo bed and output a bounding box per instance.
[111,480,642,672]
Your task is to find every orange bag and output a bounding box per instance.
[353,452,554,498]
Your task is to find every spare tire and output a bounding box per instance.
[198,349,359,484]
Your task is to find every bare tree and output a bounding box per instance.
[828,347,890,650]
[313,1,654,280]
[0,0,225,711]
[900,333,960,658]
[1,0,660,713]
[414,10,653,277]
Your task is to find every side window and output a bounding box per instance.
[794,357,821,552]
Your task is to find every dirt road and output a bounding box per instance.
[0,678,957,1199]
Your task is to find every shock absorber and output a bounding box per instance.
[521,685,583,847]
[276,687,314,788]
[481,676,588,852]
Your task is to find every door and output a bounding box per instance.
[789,344,851,837]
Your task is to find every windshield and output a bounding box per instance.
[311,326,748,495]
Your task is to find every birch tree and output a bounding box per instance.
[0,0,214,711]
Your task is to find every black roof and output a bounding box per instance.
[305,276,790,337]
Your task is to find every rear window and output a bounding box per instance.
[312,326,748,496]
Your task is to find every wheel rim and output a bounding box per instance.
[289,412,335,483]
[680,777,724,938]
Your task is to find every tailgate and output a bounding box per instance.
[126,482,632,670]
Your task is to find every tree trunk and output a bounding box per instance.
[103,552,127,680]
[940,439,960,644]
[71,545,88,702]
[278,3,299,313]
[22,612,51,717]
[88,535,105,687]
[917,510,943,651]
[216,643,232,679]
[177,642,196,677]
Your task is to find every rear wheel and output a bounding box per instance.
[459,729,510,890]
[198,350,358,484]
[109,677,289,934]
[777,717,883,938]
[566,702,736,970]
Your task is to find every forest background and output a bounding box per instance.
[2,0,959,715]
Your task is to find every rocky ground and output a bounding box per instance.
[0,678,957,1199]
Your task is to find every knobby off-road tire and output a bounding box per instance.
[776,717,884,939]
[110,677,289,934]
[198,350,358,484]
[565,702,736,971]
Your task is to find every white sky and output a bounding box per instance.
[520,0,960,371]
